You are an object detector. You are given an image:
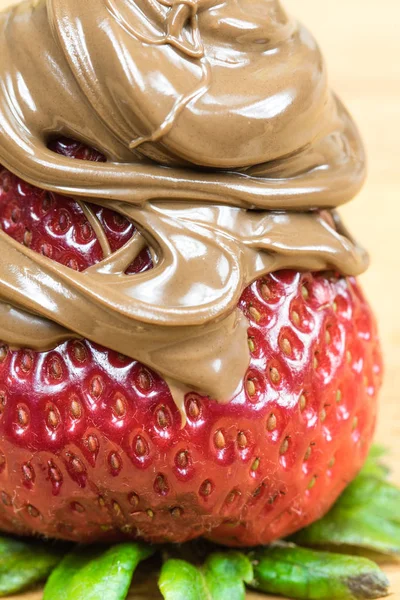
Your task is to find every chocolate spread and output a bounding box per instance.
[0,0,368,406]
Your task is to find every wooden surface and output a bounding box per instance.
[0,0,399,598]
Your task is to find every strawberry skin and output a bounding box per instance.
[0,141,382,547]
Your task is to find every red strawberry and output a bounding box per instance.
[0,140,382,547]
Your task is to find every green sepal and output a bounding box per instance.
[0,535,66,596]
[249,543,389,600]
[159,551,253,600]
[361,446,390,481]
[292,461,400,557]
[43,541,153,600]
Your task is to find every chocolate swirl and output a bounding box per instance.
[0,0,368,405]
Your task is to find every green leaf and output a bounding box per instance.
[204,552,254,599]
[338,475,400,521]
[291,445,400,557]
[292,473,400,557]
[249,544,389,600]
[159,551,253,600]
[366,445,387,462]
[361,446,390,480]
[0,535,66,596]
[159,560,207,600]
[43,542,153,600]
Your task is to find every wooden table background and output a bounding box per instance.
[0,0,399,597]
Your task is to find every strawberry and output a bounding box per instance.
[0,139,382,547]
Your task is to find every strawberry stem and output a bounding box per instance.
[43,542,153,600]
[159,552,253,600]
[248,543,389,600]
